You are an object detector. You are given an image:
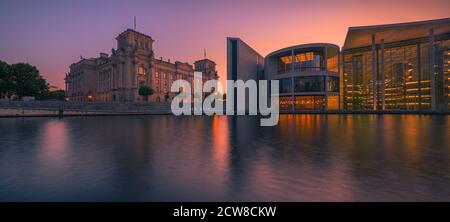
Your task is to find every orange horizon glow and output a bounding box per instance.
[0,0,449,90]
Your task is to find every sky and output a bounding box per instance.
[0,0,449,89]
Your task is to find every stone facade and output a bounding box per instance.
[65,29,218,102]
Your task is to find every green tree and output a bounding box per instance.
[37,90,66,101]
[164,92,170,102]
[138,85,154,101]
[50,90,66,100]
[9,63,47,99]
[0,60,12,98]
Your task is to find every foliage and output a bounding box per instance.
[37,90,66,101]
[164,92,170,101]
[0,60,48,99]
[138,85,154,97]
[0,60,12,97]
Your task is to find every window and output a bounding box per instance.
[294,76,325,92]
[296,52,313,62]
[327,95,339,110]
[294,51,324,71]
[137,66,147,75]
[279,96,293,111]
[327,76,339,92]
[277,55,292,74]
[279,78,292,94]
[295,96,325,110]
[326,47,339,72]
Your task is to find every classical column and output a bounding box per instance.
[429,28,436,111]
[380,39,385,110]
[371,34,378,110]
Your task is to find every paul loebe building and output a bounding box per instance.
[228,18,450,113]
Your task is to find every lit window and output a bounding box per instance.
[137,66,147,75]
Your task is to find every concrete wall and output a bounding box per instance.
[227,38,264,82]
[226,38,264,113]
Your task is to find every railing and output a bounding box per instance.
[0,101,173,114]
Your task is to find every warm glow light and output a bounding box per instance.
[1,0,450,90]
[406,87,431,92]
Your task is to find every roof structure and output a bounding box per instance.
[343,18,450,50]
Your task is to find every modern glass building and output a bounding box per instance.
[264,44,340,112]
[343,18,450,111]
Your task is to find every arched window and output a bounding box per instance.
[137,66,147,75]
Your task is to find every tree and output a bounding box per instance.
[138,85,154,101]
[164,92,170,102]
[9,63,48,99]
[0,60,12,98]
[37,89,66,101]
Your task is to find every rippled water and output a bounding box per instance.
[0,115,449,201]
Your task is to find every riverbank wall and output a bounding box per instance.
[0,101,448,117]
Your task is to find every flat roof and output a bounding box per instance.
[343,18,450,50]
[116,29,154,41]
[194,58,216,65]
[266,43,339,58]
[227,37,264,59]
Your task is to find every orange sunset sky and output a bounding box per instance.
[0,0,449,89]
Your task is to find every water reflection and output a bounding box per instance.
[0,115,449,201]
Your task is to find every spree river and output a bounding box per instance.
[0,115,449,201]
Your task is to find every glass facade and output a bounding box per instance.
[294,51,323,71]
[279,96,293,111]
[277,54,292,74]
[271,44,340,111]
[327,95,339,110]
[435,39,450,110]
[327,47,339,72]
[343,36,450,111]
[279,78,292,94]
[294,76,325,92]
[327,76,339,92]
[382,44,429,110]
[343,51,374,110]
[275,46,339,74]
[294,96,325,110]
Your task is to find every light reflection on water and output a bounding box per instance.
[0,115,449,201]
